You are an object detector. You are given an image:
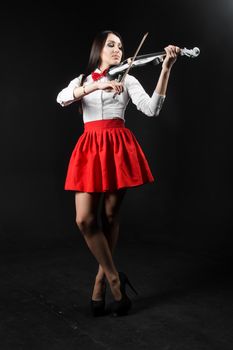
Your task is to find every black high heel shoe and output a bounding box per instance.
[90,279,107,317]
[110,271,139,317]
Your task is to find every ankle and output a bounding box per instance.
[95,275,106,284]
[109,279,122,301]
[107,272,120,286]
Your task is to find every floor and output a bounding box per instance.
[1,235,233,350]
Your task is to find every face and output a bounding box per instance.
[99,33,123,70]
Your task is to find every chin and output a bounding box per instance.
[111,59,120,65]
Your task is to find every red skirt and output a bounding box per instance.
[64,118,154,192]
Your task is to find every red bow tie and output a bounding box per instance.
[91,69,108,81]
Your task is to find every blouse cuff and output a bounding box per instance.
[56,76,83,106]
[150,91,166,116]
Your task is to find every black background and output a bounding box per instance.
[1,0,233,258]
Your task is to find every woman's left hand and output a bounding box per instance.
[162,45,181,71]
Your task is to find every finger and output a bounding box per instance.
[117,85,122,94]
[170,46,177,57]
[172,45,180,57]
[170,47,176,58]
[167,45,177,57]
[116,85,122,93]
[165,46,174,57]
[167,48,174,57]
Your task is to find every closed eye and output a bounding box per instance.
[107,41,122,50]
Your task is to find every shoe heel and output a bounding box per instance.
[90,280,107,317]
[118,271,139,296]
[126,278,139,296]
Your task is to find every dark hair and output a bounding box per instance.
[80,30,124,86]
[78,30,124,114]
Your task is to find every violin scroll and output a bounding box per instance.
[180,47,200,58]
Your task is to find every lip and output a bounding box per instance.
[112,55,120,59]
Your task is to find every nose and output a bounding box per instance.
[113,46,120,52]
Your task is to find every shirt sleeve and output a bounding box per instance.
[125,74,166,117]
[56,74,83,107]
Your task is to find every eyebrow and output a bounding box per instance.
[107,40,122,45]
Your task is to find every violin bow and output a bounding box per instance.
[113,32,149,98]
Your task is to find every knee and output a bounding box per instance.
[76,215,98,234]
[104,211,119,226]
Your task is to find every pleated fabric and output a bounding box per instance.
[64,118,154,192]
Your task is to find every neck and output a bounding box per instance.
[98,64,109,72]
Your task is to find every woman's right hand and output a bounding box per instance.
[96,80,124,95]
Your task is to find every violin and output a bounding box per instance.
[107,47,200,81]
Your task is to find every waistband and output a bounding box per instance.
[84,118,125,131]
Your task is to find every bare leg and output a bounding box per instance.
[75,191,123,300]
[95,189,127,285]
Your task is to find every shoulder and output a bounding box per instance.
[68,74,84,86]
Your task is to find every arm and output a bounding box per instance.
[126,44,180,117]
[155,45,181,96]
[73,81,99,100]
[155,68,171,96]
[126,75,166,117]
[73,80,123,98]
[57,75,124,107]
[56,75,84,106]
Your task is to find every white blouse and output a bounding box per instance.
[56,69,166,123]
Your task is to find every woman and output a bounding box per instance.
[56,30,180,317]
